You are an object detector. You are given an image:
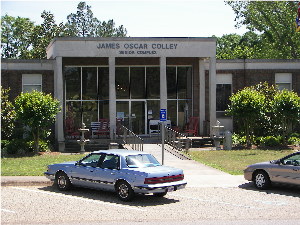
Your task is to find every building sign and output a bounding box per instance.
[96,42,178,55]
[160,109,167,122]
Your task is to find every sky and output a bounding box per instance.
[1,0,248,37]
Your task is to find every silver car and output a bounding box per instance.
[244,151,300,189]
[45,149,187,201]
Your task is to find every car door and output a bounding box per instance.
[69,153,104,188]
[90,153,121,191]
[270,153,300,185]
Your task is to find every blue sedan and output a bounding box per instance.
[45,149,187,201]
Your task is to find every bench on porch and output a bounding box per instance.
[91,119,110,138]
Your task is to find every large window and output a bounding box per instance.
[116,67,130,99]
[167,66,192,128]
[130,67,146,99]
[216,74,232,117]
[64,66,109,137]
[22,74,42,93]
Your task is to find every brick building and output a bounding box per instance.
[1,37,300,151]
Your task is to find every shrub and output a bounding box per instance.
[1,139,50,156]
[232,133,246,146]
[289,133,300,138]
[259,136,281,147]
[288,137,300,146]
[2,139,31,155]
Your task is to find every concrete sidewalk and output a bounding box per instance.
[142,144,247,188]
[1,144,248,188]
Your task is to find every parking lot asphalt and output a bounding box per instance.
[1,144,247,188]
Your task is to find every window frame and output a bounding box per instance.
[216,74,232,117]
[275,73,292,91]
[22,74,42,93]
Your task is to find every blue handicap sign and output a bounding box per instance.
[160,109,167,121]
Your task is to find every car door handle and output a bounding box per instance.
[111,172,115,175]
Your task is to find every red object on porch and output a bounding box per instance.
[65,118,80,139]
[91,119,110,138]
[184,117,199,136]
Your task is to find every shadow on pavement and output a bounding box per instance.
[39,184,180,207]
[238,182,300,198]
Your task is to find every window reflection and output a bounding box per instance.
[98,67,109,100]
[167,67,177,99]
[82,67,97,100]
[131,67,145,99]
[116,67,130,99]
[65,67,81,100]
[216,84,231,112]
[146,67,160,99]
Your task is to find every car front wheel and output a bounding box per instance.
[116,181,134,201]
[55,172,72,191]
[253,171,271,190]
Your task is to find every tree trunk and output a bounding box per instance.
[32,129,40,155]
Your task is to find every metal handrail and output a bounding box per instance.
[160,124,191,153]
[121,125,144,151]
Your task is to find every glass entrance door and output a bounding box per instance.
[131,101,145,134]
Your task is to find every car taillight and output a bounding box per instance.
[144,174,184,184]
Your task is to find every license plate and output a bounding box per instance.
[167,186,175,192]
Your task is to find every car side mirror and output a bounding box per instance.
[75,162,82,166]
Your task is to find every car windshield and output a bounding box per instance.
[126,154,161,168]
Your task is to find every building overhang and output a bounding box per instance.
[46,37,217,59]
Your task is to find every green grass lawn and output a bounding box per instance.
[1,150,297,176]
[188,149,296,175]
[1,154,83,176]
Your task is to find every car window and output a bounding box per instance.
[126,154,161,168]
[79,154,102,167]
[100,154,120,170]
[282,154,300,166]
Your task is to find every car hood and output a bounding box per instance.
[247,161,273,169]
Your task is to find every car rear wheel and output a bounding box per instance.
[253,171,271,190]
[116,181,134,201]
[56,172,72,191]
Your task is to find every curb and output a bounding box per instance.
[1,177,53,187]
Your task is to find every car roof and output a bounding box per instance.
[92,149,149,157]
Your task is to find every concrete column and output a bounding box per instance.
[109,57,116,139]
[160,57,167,110]
[209,57,217,136]
[199,58,205,136]
[54,56,65,152]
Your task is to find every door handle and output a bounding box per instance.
[111,172,115,175]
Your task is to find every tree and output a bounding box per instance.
[14,91,61,154]
[1,15,34,58]
[97,20,127,37]
[216,32,261,59]
[226,87,266,146]
[65,1,99,37]
[272,89,300,143]
[1,87,16,139]
[65,2,127,37]
[30,11,65,59]
[226,1,300,59]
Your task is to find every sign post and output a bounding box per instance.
[160,109,167,165]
